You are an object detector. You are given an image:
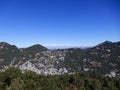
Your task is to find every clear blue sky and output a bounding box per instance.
[0,0,120,48]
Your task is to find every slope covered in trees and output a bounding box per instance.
[0,68,120,90]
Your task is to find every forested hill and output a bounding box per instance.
[0,67,120,90]
[0,41,120,77]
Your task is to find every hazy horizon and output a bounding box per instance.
[0,40,119,49]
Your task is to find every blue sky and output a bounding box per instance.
[0,0,120,48]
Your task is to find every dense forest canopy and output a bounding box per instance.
[0,68,120,90]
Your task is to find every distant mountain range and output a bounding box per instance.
[0,41,120,77]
